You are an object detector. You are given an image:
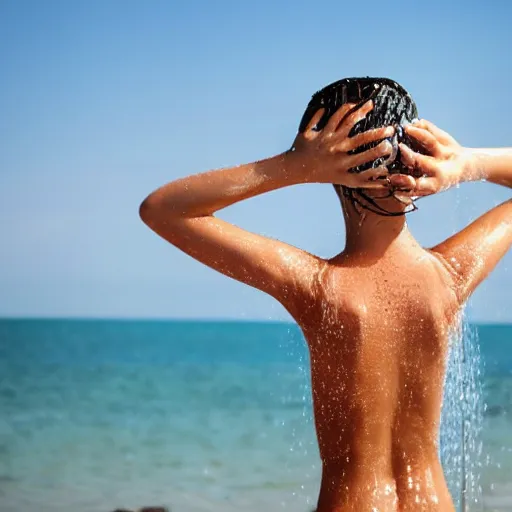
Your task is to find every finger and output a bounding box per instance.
[357,167,390,188]
[360,166,390,180]
[345,139,392,169]
[392,176,439,198]
[388,174,416,190]
[405,125,441,156]
[399,143,436,176]
[325,103,357,133]
[411,177,440,197]
[338,100,374,136]
[343,126,395,150]
[304,108,325,132]
[412,119,457,146]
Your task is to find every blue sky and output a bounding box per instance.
[1,0,511,321]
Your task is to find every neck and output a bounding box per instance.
[342,195,418,258]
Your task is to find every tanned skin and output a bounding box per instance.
[139,101,512,511]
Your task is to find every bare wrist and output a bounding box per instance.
[461,148,487,182]
[252,151,308,190]
[464,147,512,188]
[281,148,315,184]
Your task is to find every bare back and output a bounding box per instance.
[297,248,460,511]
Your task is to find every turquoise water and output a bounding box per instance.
[0,319,511,511]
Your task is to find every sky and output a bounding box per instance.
[1,0,511,322]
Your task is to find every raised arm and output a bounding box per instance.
[389,119,512,303]
[139,101,395,314]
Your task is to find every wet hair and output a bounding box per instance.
[298,77,423,216]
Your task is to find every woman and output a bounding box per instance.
[139,78,512,511]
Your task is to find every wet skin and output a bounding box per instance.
[297,239,458,511]
[140,110,512,510]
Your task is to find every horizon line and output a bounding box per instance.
[0,316,510,326]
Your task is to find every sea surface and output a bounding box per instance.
[0,319,511,512]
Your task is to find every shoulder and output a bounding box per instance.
[427,199,512,303]
[425,248,465,316]
[426,248,460,288]
[281,254,329,321]
[287,257,351,324]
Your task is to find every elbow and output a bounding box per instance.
[139,193,186,232]
[139,193,167,227]
[139,195,155,225]
[139,194,189,248]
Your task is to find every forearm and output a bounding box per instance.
[140,151,302,218]
[465,148,512,188]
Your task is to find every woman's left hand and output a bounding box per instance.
[388,119,472,197]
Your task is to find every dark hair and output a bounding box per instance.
[298,77,422,216]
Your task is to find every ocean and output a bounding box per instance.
[0,319,511,512]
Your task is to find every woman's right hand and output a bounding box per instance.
[290,100,395,189]
[388,119,473,196]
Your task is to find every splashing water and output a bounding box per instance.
[440,316,485,512]
[280,316,486,511]
[440,148,487,511]
[279,326,317,509]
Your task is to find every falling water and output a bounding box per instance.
[280,315,486,511]
[279,325,317,509]
[440,316,485,512]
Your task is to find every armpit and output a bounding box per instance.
[426,249,463,308]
